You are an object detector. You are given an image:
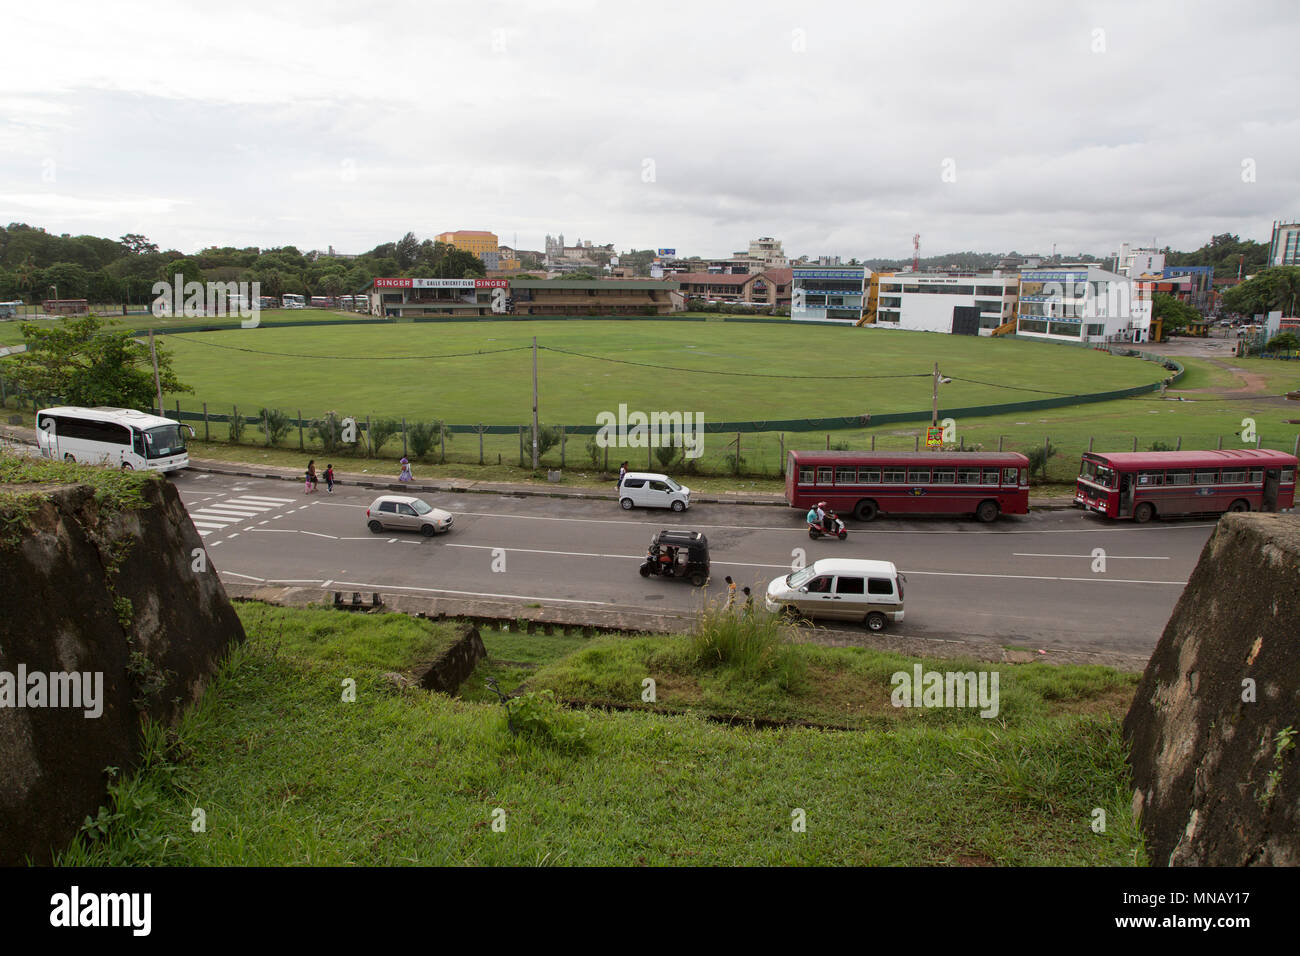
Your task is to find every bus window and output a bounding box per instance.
[799,467,814,484]
[1166,470,1191,486]
[836,467,856,484]
[1283,468,1295,483]
[933,468,955,484]
[1220,470,1246,484]
[907,469,929,483]
[817,467,833,483]
[858,468,881,483]
[1003,467,1018,484]
[1194,471,1217,485]
[981,468,999,484]
[133,430,146,457]
[1137,471,1163,486]
[1020,469,1028,486]
[1249,470,1263,483]
[957,467,979,484]
[882,468,906,483]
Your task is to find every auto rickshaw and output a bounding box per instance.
[639,529,710,587]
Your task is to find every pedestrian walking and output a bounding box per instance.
[724,575,737,610]
[617,460,628,490]
[742,586,754,616]
[305,459,317,494]
[398,457,413,482]
[324,464,334,494]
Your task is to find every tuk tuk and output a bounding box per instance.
[639,529,710,587]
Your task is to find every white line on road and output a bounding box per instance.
[450,510,1215,535]
[228,495,295,504]
[446,543,1187,584]
[1012,553,1170,560]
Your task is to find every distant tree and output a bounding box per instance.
[39,262,91,300]
[1151,292,1200,332]
[1222,267,1300,317]
[259,408,293,446]
[1265,332,1300,352]
[395,232,420,270]
[120,234,159,255]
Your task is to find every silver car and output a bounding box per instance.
[366,495,453,536]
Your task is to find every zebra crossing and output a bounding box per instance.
[190,494,296,537]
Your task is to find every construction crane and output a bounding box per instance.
[912,233,920,272]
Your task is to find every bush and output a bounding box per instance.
[407,420,446,461]
[227,407,246,444]
[1026,443,1057,480]
[504,689,589,751]
[1149,440,1174,452]
[689,606,803,689]
[1266,332,1299,352]
[310,412,345,454]
[532,424,562,459]
[585,436,602,469]
[653,442,681,470]
[368,418,401,457]
[258,408,292,447]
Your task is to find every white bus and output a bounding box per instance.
[36,406,194,473]
[282,293,306,309]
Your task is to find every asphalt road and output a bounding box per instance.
[173,471,1217,657]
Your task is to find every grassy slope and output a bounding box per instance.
[55,603,1145,866]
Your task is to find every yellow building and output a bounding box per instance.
[435,229,520,269]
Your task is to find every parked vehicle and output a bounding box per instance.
[35,406,193,473]
[638,529,710,586]
[1075,449,1297,521]
[765,558,905,632]
[618,472,691,511]
[786,450,1029,523]
[365,495,453,536]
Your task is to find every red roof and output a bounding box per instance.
[1085,449,1297,468]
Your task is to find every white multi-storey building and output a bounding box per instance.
[1016,264,1149,344]
[791,267,867,322]
[874,272,1019,334]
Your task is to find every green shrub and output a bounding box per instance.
[506,689,589,751]
[689,606,803,689]
[258,407,292,446]
[367,418,401,457]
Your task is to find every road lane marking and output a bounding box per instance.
[449,510,1215,535]
[1012,553,1170,560]
[445,544,1187,584]
[902,569,1184,585]
[228,495,294,504]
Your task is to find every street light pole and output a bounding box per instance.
[931,361,939,427]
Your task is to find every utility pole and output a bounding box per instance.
[931,361,939,426]
[531,336,540,469]
[149,329,164,416]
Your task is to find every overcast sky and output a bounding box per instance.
[3,0,1297,261]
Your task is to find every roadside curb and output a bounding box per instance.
[184,457,1079,510]
[0,424,1079,510]
[223,584,1148,671]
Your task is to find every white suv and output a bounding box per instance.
[618,472,691,511]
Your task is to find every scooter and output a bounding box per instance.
[808,512,848,540]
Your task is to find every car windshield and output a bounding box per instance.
[410,499,433,515]
[787,566,818,588]
[144,424,186,458]
[665,477,683,491]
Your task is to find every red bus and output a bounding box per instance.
[1074,449,1297,522]
[785,450,1030,523]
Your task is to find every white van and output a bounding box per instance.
[765,558,904,632]
[618,472,691,511]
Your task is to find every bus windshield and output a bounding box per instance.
[1081,458,1116,488]
[144,424,187,458]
